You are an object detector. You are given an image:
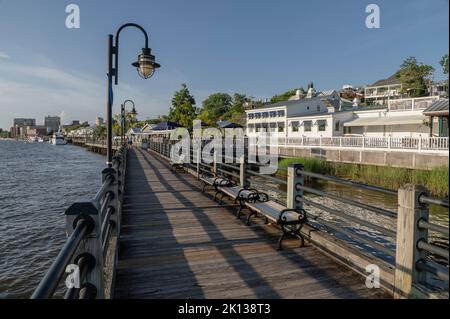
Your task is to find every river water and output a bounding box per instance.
[0,140,105,299]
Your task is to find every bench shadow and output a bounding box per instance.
[141,149,383,299]
[147,150,384,299]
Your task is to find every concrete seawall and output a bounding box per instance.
[279,147,449,170]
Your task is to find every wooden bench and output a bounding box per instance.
[215,184,308,250]
[200,173,236,201]
[170,154,186,173]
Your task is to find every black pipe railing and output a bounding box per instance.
[31,145,128,299]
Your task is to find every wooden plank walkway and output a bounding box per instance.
[114,148,389,299]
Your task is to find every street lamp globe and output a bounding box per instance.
[130,106,138,116]
[132,48,161,79]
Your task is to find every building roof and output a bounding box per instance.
[343,114,426,127]
[127,127,142,134]
[423,99,449,115]
[249,92,340,111]
[369,74,401,87]
[217,120,243,128]
[151,121,182,131]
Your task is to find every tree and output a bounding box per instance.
[198,92,233,126]
[93,125,106,139]
[270,87,305,103]
[395,57,434,97]
[222,93,250,125]
[168,84,197,128]
[440,54,449,75]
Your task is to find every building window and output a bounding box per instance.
[344,127,352,134]
[255,113,261,119]
[262,112,269,118]
[278,122,285,132]
[307,106,310,110]
[269,122,277,132]
[335,120,340,132]
[270,111,277,117]
[291,121,299,132]
[277,110,285,117]
[248,124,254,132]
[304,121,312,132]
[262,123,268,132]
[256,124,261,132]
[248,113,254,120]
[317,105,320,112]
[318,120,327,132]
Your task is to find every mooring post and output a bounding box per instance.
[394,184,429,299]
[286,163,304,210]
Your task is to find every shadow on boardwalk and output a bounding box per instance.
[114,148,390,299]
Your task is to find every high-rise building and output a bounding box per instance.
[44,116,61,133]
[11,118,36,138]
[95,117,104,126]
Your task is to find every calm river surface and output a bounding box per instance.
[0,140,105,298]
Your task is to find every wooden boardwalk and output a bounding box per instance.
[114,148,389,299]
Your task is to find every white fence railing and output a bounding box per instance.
[276,136,449,151]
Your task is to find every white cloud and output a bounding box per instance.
[0,51,10,59]
[0,58,175,129]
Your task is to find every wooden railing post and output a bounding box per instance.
[394,184,429,299]
[213,151,218,177]
[196,147,201,180]
[239,138,249,188]
[287,163,304,210]
[65,201,104,299]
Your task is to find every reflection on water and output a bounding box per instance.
[0,140,105,298]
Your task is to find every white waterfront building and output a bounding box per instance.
[246,88,355,139]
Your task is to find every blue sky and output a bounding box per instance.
[0,0,448,129]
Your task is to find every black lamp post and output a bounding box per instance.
[106,23,160,167]
[121,99,137,144]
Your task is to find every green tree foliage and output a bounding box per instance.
[168,84,197,128]
[270,87,304,103]
[198,93,233,126]
[94,125,106,139]
[223,93,250,125]
[440,54,449,75]
[395,57,434,97]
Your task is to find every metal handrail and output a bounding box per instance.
[419,195,449,208]
[417,240,449,260]
[297,170,398,196]
[418,219,449,236]
[300,197,396,238]
[32,144,127,299]
[31,218,91,299]
[299,185,397,218]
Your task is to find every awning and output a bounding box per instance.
[343,115,426,127]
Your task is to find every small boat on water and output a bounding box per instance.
[51,133,67,145]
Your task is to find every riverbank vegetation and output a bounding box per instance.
[278,157,449,198]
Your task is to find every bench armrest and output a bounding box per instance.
[278,208,307,225]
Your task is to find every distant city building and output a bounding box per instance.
[26,126,48,138]
[44,116,61,133]
[11,118,36,138]
[95,117,104,126]
[71,120,80,126]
